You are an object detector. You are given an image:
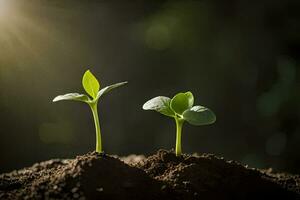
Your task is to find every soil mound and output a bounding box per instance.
[1,150,299,200]
[0,152,167,200]
[138,149,300,200]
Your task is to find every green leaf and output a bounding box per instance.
[142,96,175,117]
[96,81,128,100]
[53,93,90,103]
[182,105,216,126]
[170,92,194,115]
[82,70,100,99]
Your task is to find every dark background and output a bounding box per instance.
[0,0,299,173]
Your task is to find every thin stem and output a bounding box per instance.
[175,117,184,156]
[89,102,102,153]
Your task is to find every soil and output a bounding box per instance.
[0,149,299,200]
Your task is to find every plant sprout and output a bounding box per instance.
[143,92,216,156]
[53,70,127,153]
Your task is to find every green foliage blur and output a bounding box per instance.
[0,0,299,173]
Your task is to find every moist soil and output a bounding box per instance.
[0,149,299,200]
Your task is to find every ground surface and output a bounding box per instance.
[0,150,299,200]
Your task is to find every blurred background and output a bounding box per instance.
[0,0,299,173]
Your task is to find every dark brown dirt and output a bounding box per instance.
[0,150,299,200]
[137,150,300,200]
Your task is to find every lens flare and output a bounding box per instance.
[0,0,12,25]
[0,0,55,70]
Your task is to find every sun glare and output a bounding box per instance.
[0,0,11,19]
[0,0,17,39]
[0,0,50,68]
[0,0,76,73]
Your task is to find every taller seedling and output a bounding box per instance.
[53,70,127,153]
[143,92,216,156]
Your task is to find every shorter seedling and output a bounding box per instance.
[143,92,216,156]
[53,70,127,153]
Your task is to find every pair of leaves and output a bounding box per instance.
[53,70,127,104]
[143,92,216,126]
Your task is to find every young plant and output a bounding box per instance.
[143,92,216,156]
[53,70,127,153]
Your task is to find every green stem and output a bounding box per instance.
[175,117,184,156]
[89,102,102,153]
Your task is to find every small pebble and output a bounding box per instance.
[71,187,78,193]
[182,181,190,186]
[73,193,79,198]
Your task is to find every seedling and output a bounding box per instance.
[53,70,127,153]
[143,92,216,156]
